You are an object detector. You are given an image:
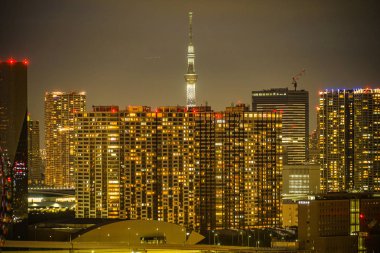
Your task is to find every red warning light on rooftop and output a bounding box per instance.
[2,58,30,65]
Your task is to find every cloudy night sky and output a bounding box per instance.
[1,0,380,143]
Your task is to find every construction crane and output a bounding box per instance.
[292,69,305,91]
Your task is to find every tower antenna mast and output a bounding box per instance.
[184,12,198,108]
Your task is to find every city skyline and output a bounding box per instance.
[2,2,380,249]
[2,0,380,144]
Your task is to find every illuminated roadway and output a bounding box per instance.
[4,240,312,252]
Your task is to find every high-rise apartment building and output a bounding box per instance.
[155,106,196,227]
[0,59,28,240]
[252,88,309,165]
[318,89,380,193]
[213,105,283,229]
[75,106,123,218]
[45,91,86,188]
[353,89,380,192]
[75,106,196,228]
[122,105,157,221]
[318,89,353,192]
[74,104,283,234]
[27,116,42,185]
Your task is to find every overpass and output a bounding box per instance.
[3,240,312,253]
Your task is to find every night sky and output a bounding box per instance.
[1,0,380,144]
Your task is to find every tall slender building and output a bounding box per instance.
[252,88,309,165]
[75,106,123,218]
[319,88,380,193]
[318,89,354,192]
[0,59,28,240]
[45,91,86,188]
[185,12,197,108]
[27,116,42,185]
[214,105,283,229]
[122,106,157,221]
[353,89,380,192]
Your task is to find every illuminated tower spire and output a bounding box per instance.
[185,11,197,108]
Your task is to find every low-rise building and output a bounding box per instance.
[298,193,380,253]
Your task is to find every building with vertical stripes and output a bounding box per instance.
[252,88,308,165]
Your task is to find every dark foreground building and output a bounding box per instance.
[0,59,28,241]
[298,193,380,253]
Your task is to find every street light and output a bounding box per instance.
[182,228,186,245]
[248,235,251,247]
[128,227,131,246]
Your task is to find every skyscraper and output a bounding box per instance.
[75,105,196,228]
[318,89,354,192]
[155,106,196,227]
[318,88,380,193]
[0,59,28,240]
[353,89,380,192]
[45,91,86,188]
[75,106,123,218]
[185,12,197,108]
[27,116,42,185]
[214,105,283,229]
[252,88,309,165]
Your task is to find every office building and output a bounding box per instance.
[45,91,86,188]
[298,193,380,253]
[282,163,320,195]
[27,116,42,185]
[318,89,380,193]
[0,59,28,240]
[252,88,309,165]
